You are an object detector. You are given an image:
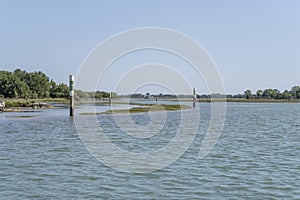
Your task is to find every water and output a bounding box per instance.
[0,103,299,199]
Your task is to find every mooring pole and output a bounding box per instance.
[109,92,112,104]
[193,88,197,108]
[69,75,74,116]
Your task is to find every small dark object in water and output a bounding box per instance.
[7,115,35,118]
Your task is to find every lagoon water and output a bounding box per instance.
[0,102,299,199]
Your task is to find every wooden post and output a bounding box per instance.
[193,88,197,108]
[109,92,112,104]
[69,75,74,116]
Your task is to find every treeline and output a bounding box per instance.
[75,90,117,100]
[121,86,300,100]
[0,69,69,98]
[119,93,177,99]
[196,87,299,99]
[191,87,300,100]
[0,69,115,100]
[230,87,300,100]
[179,87,300,100]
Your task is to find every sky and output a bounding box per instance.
[0,0,299,94]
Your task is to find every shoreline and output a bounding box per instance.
[1,98,299,114]
[1,97,300,106]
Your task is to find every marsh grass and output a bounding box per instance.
[80,104,190,115]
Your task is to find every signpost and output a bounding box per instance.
[193,88,197,108]
[69,75,74,116]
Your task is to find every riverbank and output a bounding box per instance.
[2,97,300,106]
[2,98,67,108]
[0,98,59,112]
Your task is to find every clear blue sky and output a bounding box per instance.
[0,0,299,94]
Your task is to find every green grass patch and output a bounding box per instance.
[5,100,32,107]
[3,98,68,108]
[42,98,69,103]
[80,104,190,115]
[3,99,54,108]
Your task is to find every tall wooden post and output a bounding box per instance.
[69,75,74,116]
[193,88,197,108]
[109,92,112,104]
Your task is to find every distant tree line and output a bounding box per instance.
[75,90,117,100]
[119,93,177,99]
[233,87,300,100]
[120,86,300,100]
[0,69,69,98]
[196,87,299,100]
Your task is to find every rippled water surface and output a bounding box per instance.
[0,103,299,199]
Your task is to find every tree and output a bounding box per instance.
[282,90,292,100]
[291,86,300,99]
[0,69,55,98]
[233,94,244,98]
[13,78,30,98]
[0,72,13,98]
[95,91,110,99]
[262,89,280,99]
[111,92,118,98]
[131,93,144,98]
[244,90,253,99]
[27,71,51,98]
[50,82,69,98]
[256,90,263,99]
[12,69,30,98]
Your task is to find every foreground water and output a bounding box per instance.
[0,103,299,199]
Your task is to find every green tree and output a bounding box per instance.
[26,71,51,98]
[244,90,253,99]
[50,82,69,98]
[13,78,30,98]
[262,89,280,99]
[95,91,110,99]
[0,69,70,99]
[0,72,14,98]
[291,86,300,99]
[256,90,263,99]
[282,90,292,100]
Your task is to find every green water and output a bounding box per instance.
[0,103,299,199]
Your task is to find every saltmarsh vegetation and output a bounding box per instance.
[80,104,190,115]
